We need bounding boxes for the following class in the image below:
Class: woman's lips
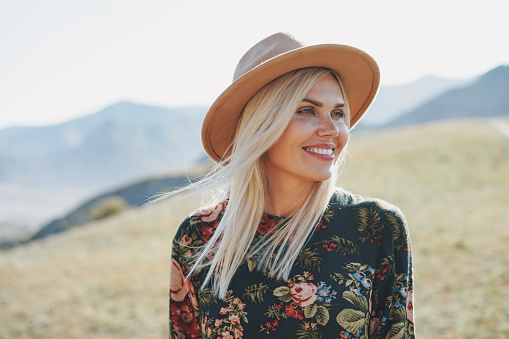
[303,147,333,156]
[302,144,335,160]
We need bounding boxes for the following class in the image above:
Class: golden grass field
[0,118,508,338]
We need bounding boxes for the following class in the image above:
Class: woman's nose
[317,115,340,137]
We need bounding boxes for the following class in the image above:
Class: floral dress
[170,189,415,339]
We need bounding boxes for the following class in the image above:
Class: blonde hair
[171,67,350,298]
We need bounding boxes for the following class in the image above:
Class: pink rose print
[232,297,246,309]
[221,331,234,339]
[194,201,227,222]
[170,259,190,302]
[229,314,241,325]
[290,282,317,307]
[170,259,198,308]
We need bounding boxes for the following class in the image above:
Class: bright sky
[1,0,508,129]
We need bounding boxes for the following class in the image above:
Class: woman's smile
[303,144,336,159]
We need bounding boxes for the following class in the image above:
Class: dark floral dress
[170,189,415,339]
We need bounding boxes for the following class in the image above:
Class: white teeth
[305,148,333,155]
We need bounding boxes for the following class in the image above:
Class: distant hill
[358,75,470,128]
[0,166,210,249]
[0,102,208,189]
[27,172,198,245]
[383,65,509,127]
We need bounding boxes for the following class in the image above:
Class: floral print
[257,214,277,235]
[170,259,191,302]
[316,282,337,303]
[170,189,415,338]
[171,298,200,338]
[290,281,318,307]
[269,272,330,326]
[200,291,248,338]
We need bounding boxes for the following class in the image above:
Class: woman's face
[264,74,349,187]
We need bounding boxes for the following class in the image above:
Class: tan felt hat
[201,32,380,163]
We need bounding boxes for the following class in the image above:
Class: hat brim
[201,44,380,163]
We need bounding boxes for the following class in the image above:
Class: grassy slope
[341,118,509,338]
[1,118,508,338]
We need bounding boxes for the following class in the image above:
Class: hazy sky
[1,0,507,129]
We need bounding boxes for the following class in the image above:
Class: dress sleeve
[371,207,415,339]
[169,217,201,339]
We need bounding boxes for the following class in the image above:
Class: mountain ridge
[0,102,208,188]
[359,75,471,127]
[383,65,509,127]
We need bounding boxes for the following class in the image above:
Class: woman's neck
[264,180,314,217]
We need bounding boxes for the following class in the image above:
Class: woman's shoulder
[331,187,406,220]
[172,200,229,244]
[330,188,411,252]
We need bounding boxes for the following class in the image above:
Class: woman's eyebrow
[302,98,346,108]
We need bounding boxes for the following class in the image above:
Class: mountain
[384,65,509,127]
[0,102,208,238]
[357,75,470,128]
[0,102,208,189]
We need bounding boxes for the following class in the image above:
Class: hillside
[26,164,211,246]
[0,118,508,338]
[385,65,509,127]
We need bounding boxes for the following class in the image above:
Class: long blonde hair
[171,67,350,298]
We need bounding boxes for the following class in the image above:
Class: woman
[169,33,414,338]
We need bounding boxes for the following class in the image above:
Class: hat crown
[233,33,304,81]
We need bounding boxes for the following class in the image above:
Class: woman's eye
[296,108,315,115]
[332,111,345,119]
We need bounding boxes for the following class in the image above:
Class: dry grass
[0,118,508,338]
[342,119,509,338]
[0,197,201,339]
